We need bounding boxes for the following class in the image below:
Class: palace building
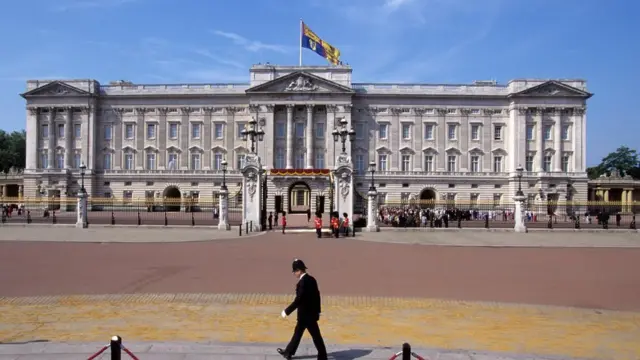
[21,64,591,214]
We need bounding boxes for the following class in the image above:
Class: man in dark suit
[277,259,327,360]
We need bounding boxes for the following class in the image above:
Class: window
[146,124,156,139]
[74,124,81,138]
[543,125,551,140]
[315,152,325,169]
[103,153,111,170]
[58,124,65,138]
[470,193,479,207]
[213,153,223,170]
[237,123,246,138]
[124,153,134,170]
[355,154,365,173]
[167,153,178,170]
[295,123,305,138]
[493,194,502,208]
[191,123,201,139]
[447,124,456,140]
[40,151,48,168]
[295,153,305,168]
[125,124,134,139]
[470,155,479,172]
[526,125,534,140]
[56,153,64,169]
[561,125,569,140]
[378,124,388,140]
[424,155,433,172]
[543,155,552,172]
[123,191,133,204]
[401,124,411,140]
[146,152,156,170]
[355,123,366,140]
[190,153,201,170]
[74,153,81,168]
[42,124,49,138]
[236,154,246,169]
[447,155,456,172]
[214,123,224,139]
[315,122,325,139]
[169,123,178,139]
[378,154,388,171]
[493,156,502,172]
[104,125,112,140]
[494,125,502,141]
[275,148,285,169]
[562,153,570,172]
[275,122,286,139]
[401,154,411,171]
[525,155,534,172]
[471,125,479,141]
[424,124,434,140]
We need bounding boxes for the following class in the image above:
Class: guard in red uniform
[314,213,323,238]
[342,212,350,237]
[330,214,340,238]
[282,211,287,234]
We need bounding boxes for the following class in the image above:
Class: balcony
[101,169,242,177]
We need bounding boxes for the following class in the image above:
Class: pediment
[512,81,592,98]
[188,145,204,152]
[122,145,137,152]
[234,145,249,152]
[544,147,556,154]
[398,146,415,154]
[376,146,392,153]
[102,146,115,153]
[144,145,159,152]
[468,147,484,154]
[211,145,227,153]
[166,145,182,153]
[422,146,439,154]
[445,146,461,154]
[246,71,354,94]
[491,147,507,154]
[21,81,91,98]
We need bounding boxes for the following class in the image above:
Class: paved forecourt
[1,229,639,359]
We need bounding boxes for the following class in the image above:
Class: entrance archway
[163,186,181,212]
[288,181,311,214]
[419,188,436,209]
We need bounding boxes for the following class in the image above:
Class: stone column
[65,107,73,168]
[306,104,314,169]
[48,108,56,168]
[135,108,145,169]
[334,159,354,225]
[1,185,5,198]
[218,187,230,230]
[553,111,562,172]
[603,189,610,202]
[76,192,88,228]
[536,108,544,172]
[629,189,635,213]
[513,194,527,233]
[286,104,294,169]
[18,185,24,199]
[241,153,262,232]
[366,189,379,232]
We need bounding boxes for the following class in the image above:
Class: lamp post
[218,159,230,230]
[220,159,228,191]
[241,117,265,154]
[513,164,526,233]
[331,117,355,154]
[369,161,376,192]
[79,162,87,194]
[515,165,524,197]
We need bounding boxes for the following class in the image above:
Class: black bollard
[111,211,115,225]
[110,335,122,360]
[250,220,253,231]
[164,211,168,226]
[191,212,195,226]
[484,216,489,229]
[631,215,636,230]
[458,217,462,228]
[430,217,434,228]
[245,222,249,234]
[402,343,411,360]
[239,224,242,236]
[137,211,141,226]
[574,215,580,229]
[547,217,553,229]
[52,211,57,224]
[27,210,32,224]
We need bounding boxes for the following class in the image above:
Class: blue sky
[1,0,638,166]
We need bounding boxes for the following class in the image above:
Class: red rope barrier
[122,345,140,360]
[86,345,109,360]
[388,350,427,360]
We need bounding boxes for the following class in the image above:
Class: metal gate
[261,171,268,231]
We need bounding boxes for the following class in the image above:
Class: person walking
[277,259,328,360]
[331,213,339,238]
[341,212,350,237]
[281,211,287,234]
[314,212,323,238]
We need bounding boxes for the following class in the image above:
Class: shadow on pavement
[294,349,373,359]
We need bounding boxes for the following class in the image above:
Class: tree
[586,165,605,180]
[591,146,640,179]
[0,130,26,173]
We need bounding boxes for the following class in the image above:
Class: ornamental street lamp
[241,117,265,154]
[331,117,356,154]
[368,161,376,192]
[515,164,524,197]
[79,162,87,194]
[220,159,228,191]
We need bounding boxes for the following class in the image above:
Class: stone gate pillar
[333,153,354,228]
[218,187,230,230]
[241,153,262,232]
[76,192,88,229]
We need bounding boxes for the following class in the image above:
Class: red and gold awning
[269,169,331,176]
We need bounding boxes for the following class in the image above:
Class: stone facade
[21,64,592,213]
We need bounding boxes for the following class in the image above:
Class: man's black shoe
[277,348,292,359]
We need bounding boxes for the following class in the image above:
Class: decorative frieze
[342,104,353,113]
[326,104,338,113]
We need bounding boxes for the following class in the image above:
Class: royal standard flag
[301,22,341,65]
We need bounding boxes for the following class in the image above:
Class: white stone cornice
[342,104,353,113]
[326,104,338,113]
[27,107,39,115]
[436,108,447,116]
[413,108,426,116]
[248,104,261,114]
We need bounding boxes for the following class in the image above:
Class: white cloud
[192,49,245,69]
[211,30,289,53]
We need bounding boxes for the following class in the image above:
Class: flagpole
[299,19,303,66]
